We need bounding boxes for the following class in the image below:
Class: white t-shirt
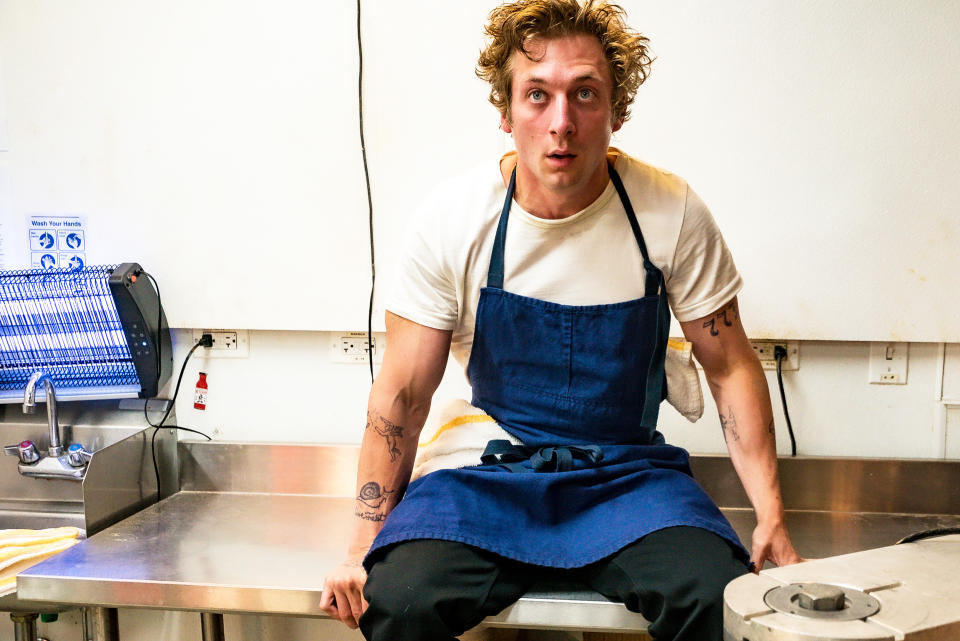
[386,150,742,369]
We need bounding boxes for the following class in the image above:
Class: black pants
[360,526,747,641]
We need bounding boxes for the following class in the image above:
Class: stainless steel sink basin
[0,400,178,615]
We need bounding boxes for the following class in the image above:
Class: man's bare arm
[319,311,452,627]
[680,296,801,570]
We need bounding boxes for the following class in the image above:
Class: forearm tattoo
[354,481,396,522]
[703,300,739,337]
[367,411,404,462]
[720,406,740,443]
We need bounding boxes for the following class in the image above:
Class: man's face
[502,34,623,205]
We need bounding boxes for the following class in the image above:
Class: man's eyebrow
[518,73,602,85]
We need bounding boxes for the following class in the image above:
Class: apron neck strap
[486,163,661,296]
[607,163,662,297]
[487,168,516,289]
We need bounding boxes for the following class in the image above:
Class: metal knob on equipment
[67,444,94,468]
[797,583,845,611]
[763,582,879,621]
[3,440,40,465]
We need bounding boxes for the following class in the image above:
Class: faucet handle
[4,440,40,464]
[67,443,93,468]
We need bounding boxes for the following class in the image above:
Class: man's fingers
[333,587,358,629]
[318,586,336,617]
[750,549,769,573]
[345,585,365,627]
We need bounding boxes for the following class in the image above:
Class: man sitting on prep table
[320,1,802,639]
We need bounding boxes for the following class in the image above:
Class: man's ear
[612,116,624,133]
[500,113,513,134]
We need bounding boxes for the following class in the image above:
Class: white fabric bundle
[665,338,704,422]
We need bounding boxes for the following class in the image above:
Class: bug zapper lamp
[0,263,172,403]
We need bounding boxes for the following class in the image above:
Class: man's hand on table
[320,555,369,629]
[750,519,803,572]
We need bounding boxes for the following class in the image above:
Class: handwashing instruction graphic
[28,215,87,270]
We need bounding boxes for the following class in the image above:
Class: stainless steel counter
[18,494,960,631]
[14,444,960,633]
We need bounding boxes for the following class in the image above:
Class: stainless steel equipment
[0,400,177,617]
[0,262,178,628]
[724,533,960,640]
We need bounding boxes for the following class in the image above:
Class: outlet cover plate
[191,329,249,358]
[751,341,799,371]
[869,342,908,384]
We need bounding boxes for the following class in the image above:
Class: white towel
[411,399,520,482]
[665,338,704,422]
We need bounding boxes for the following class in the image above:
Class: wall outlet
[868,342,908,384]
[192,329,249,358]
[750,341,799,371]
[331,332,384,364]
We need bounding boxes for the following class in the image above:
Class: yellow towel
[0,527,82,597]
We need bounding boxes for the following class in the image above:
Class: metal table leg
[84,606,119,641]
[9,612,37,641]
[200,612,225,641]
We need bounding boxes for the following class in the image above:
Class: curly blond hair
[477,0,653,124]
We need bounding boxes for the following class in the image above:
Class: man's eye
[529,90,544,101]
[578,88,594,100]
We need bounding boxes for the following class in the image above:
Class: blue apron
[366,164,748,570]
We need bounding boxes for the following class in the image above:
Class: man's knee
[360,539,527,641]
[361,541,456,640]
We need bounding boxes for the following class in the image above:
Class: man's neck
[501,156,613,220]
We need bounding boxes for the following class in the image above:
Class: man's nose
[549,96,575,137]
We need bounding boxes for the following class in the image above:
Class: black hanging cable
[774,345,797,456]
[143,340,211,502]
[357,0,376,383]
[897,527,960,544]
[135,270,213,501]
[138,270,213,501]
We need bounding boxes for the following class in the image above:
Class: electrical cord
[357,0,376,383]
[774,345,797,456]
[138,271,212,500]
[896,527,960,544]
[143,336,212,503]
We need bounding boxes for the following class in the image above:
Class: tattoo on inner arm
[702,300,739,337]
[354,481,397,522]
[367,411,405,462]
[720,406,740,442]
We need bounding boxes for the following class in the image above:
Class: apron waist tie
[480,439,603,473]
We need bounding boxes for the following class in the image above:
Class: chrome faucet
[23,371,64,457]
[3,372,90,480]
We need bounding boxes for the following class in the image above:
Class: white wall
[166,329,960,460]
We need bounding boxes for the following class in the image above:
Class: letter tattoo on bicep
[719,406,740,443]
[367,412,404,462]
[702,301,739,337]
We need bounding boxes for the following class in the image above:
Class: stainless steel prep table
[15,443,960,634]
